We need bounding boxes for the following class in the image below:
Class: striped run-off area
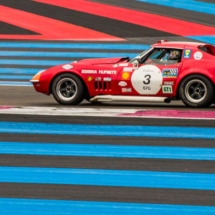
[1,0,215,214]
[0,41,147,85]
[0,115,215,214]
[0,38,214,86]
[0,0,215,85]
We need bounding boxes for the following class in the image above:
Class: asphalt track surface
[1,0,215,214]
[0,85,185,107]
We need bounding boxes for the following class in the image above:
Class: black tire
[52,73,84,105]
[179,75,214,108]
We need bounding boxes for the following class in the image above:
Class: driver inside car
[159,50,181,63]
[168,50,181,61]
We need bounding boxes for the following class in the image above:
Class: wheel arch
[175,72,215,99]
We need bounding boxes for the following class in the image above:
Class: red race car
[30,40,215,108]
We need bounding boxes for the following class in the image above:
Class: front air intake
[94,78,112,91]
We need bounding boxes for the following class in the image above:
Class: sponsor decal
[141,68,155,73]
[122,88,132,93]
[122,72,130,80]
[95,77,102,81]
[194,51,203,60]
[163,81,174,85]
[62,64,73,70]
[98,70,117,75]
[183,49,192,59]
[123,67,133,72]
[103,77,112,81]
[81,70,97,74]
[87,76,93,82]
[118,81,127,87]
[162,85,173,94]
[162,68,178,78]
[131,65,162,95]
[119,63,129,67]
[143,86,151,90]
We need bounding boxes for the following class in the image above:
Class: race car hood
[78,57,129,65]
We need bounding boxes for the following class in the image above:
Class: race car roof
[152,41,206,49]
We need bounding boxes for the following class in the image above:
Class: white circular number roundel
[131,65,162,95]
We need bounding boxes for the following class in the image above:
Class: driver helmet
[168,50,180,60]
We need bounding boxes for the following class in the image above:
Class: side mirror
[133,59,140,68]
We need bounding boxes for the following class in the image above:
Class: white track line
[0,106,136,116]
[0,106,215,120]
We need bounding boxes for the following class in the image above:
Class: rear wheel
[179,75,214,108]
[52,73,84,105]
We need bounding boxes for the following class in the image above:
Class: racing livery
[31,40,215,108]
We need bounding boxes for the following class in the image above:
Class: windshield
[129,47,153,63]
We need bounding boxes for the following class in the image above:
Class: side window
[142,48,182,65]
[198,45,215,56]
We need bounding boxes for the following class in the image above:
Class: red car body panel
[31,41,215,99]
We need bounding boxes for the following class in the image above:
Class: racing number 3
[131,65,162,95]
[143,74,151,85]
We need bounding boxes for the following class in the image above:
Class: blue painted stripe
[0,75,31,80]
[1,142,215,160]
[0,167,215,190]
[0,82,32,86]
[0,198,215,215]
[187,36,215,45]
[0,42,150,50]
[138,0,215,15]
[0,68,44,75]
[0,59,69,66]
[0,54,136,65]
[0,122,215,139]
[0,51,136,58]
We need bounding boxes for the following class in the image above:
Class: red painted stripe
[35,0,215,36]
[0,106,13,110]
[0,5,123,40]
[0,35,45,40]
[119,110,215,119]
[0,35,124,41]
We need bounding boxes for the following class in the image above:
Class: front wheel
[52,73,84,105]
[179,75,214,108]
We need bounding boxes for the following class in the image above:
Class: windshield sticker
[194,51,203,60]
[103,77,112,81]
[118,63,129,67]
[82,70,97,74]
[95,77,101,81]
[87,76,93,82]
[122,88,132,93]
[123,67,133,72]
[122,72,130,80]
[162,68,178,78]
[183,49,192,58]
[163,81,174,85]
[118,81,127,87]
[62,64,73,70]
[98,70,117,75]
[162,85,173,94]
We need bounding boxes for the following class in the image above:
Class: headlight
[30,70,45,83]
